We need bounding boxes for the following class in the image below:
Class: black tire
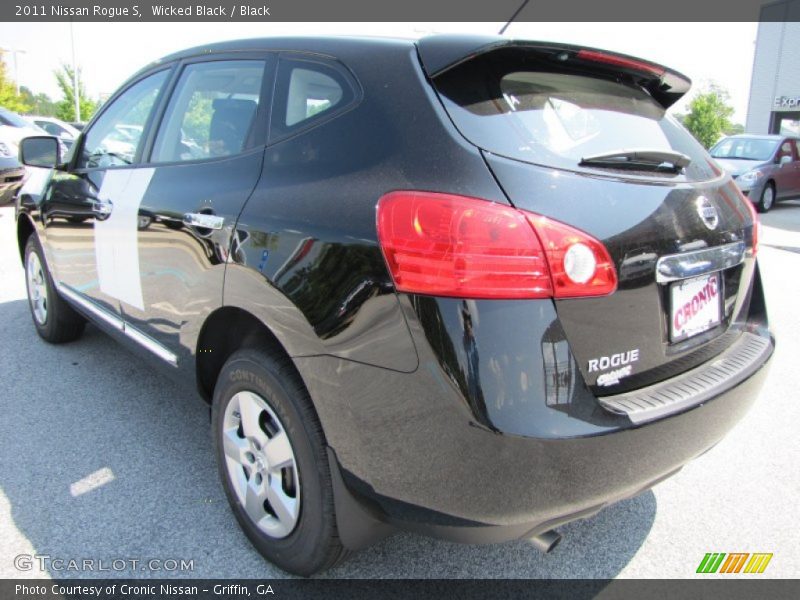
[757,182,775,213]
[211,347,349,576]
[24,235,86,343]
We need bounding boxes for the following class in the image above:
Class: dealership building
[746,1,800,135]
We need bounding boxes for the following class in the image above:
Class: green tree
[54,64,97,122]
[683,84,735,149]
[19,86,58,116]
[0,51,30,112]
[726,122,745,135]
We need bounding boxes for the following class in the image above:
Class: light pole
[70,20,80,122]
[0,47,26,95]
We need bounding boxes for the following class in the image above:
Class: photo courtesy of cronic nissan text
[0,0,797,598]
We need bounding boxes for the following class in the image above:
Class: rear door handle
[183,212,224,230]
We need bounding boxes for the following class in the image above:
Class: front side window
[77,70,168,169]
[151,60,265,163]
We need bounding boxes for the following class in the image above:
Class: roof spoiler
[416,34,691,109]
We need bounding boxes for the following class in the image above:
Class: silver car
[710,134,800,212]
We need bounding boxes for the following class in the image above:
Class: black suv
[15,35,772,575]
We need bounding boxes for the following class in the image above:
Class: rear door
[425,43,759,395]
[118,54,274,368]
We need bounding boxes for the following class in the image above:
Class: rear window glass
[434,58,717,182]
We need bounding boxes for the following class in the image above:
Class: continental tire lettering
[229,369,267,390]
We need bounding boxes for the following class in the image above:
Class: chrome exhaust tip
[530,529,562,553]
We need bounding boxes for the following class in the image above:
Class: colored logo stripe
[697,553,726,573]
[744,553,773,574]
[697,552,773,574]
[719,553,749,573]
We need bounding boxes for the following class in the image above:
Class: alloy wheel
[26,251,48,325]
[222,391,301,539]
[762,186,774,211]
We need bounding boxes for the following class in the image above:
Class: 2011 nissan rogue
[15,35,773,575]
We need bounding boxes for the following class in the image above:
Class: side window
[271,57,357,140]
[791,140,800,162]
[777,141,794,162]
[286,68,343,126]
[77,70,168,169]
[37,122,62,137]
[151,60,265,163]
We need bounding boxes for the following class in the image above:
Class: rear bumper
[296,266,773,546]
[298,326,772,546]
[400,343,771,543]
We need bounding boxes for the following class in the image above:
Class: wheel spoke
[222,427,248,464]
[266,476,298,528]
[238,392,269,448]
[264,430,293,470]
[244,473,268,521]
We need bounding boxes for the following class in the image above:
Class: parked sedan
[0,107,47,154]
[25,116,81,150]
[711,134,800,212]
[0,143,25,204]
[15,35,772,576]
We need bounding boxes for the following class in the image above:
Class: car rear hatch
[418,37,760,396]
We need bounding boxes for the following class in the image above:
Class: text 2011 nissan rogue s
[14,35,772,575]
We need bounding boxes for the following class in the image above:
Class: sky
[0,21,759,123]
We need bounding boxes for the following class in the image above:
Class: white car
[0,107,47,155]
[25,115,81,150]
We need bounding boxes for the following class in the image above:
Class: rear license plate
[670,272,722,342]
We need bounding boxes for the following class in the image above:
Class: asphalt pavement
[0,201,798,579]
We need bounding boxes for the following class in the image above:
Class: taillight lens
[376,191,617,299]
[376,191,552,299]
[525,214,618,298]
[740,192,760,256]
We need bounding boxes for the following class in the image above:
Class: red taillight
[741,192,760,256]
[525,214,618,298]
[731,185,759,256]
[376,191,617,300]
[576,49,665,78]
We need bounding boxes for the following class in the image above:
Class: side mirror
[19,136,60,168]
[779,154,792,166]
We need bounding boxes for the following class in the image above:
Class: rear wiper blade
[580,149,691,171]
